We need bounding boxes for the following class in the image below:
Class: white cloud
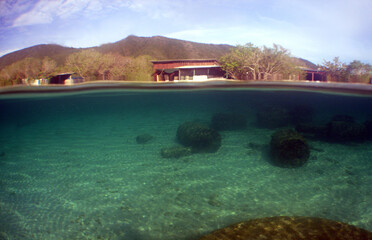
[85,1,103,12]
[0,0,33,16]
[127,0,185,19]
[55,0,88,18]
[280,0,371,37]
[13,8,54,26]
[165,24,340,64]
[0,0,35,27]
[2,0,371,64]
[11,0,132,27]
[13,0,65,27]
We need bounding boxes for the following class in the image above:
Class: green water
[0,88,371,239]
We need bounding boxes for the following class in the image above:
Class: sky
[0,0,371,65]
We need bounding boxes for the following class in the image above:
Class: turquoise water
[0,87,371,239]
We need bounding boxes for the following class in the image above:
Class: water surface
[0,84,371,239]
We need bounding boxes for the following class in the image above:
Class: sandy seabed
[0,88,371,240]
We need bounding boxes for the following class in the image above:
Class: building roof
[178,65,221,69]
[151,59,217,64]
[154,65,221,72]
[52,72,75,76]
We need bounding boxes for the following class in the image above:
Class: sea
[0,82,371,240]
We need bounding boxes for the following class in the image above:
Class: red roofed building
[151,59,226,81]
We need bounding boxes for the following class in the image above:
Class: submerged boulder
[365,120,372,140]
[256,106,291,128]
[326,115,366,142]
[177,121,221,153]
[211,113,247,131]
[270,128,310,168]
[136,134,153,144]
[199,216,372,240]
[296,115,367,143]
[160,146,192,158]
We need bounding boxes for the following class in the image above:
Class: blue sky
[1,0,371,65]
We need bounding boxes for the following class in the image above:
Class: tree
[95,53,115,80]
[64,50,145,81]
[65,49,103,80]
[18,57,41,81]
[97,53,134,80]
[219,43,298,80]
[219,43,260,80]
[317,58,372,83]
[106,53,132,80]
[0,57,42,85]
[40,56,57,79]
[260,44,297,80]
[321,57,348,82]
[346,60,372,83]
[125,55,153,81]
[0,68,12,86]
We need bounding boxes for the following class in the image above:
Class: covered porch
[152,59,226,82]
[153,65,226,81]
[304,69,327,81]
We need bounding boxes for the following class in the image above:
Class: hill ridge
[0,35,316,70]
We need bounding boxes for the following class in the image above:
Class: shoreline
[0,80,372,97]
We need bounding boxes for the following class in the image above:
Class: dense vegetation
[219,43,302,80]
[219,43,372,83]
[96,35,231,60]
[0,35,232,86]
[0,50,154,85]
[0,36,371,85]
[65,50,153,81]
[321,57,372,83]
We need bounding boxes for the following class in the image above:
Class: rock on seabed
[200,216,372,240]
[176,121,221,153]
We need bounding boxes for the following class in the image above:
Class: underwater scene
[0,87,371,239]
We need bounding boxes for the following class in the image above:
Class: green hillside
[0,36,233,70]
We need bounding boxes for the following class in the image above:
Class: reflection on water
[0,87,371,239]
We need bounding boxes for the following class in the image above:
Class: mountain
[0,44,79,69]
[291,57,317,69]
[0,35,232,70]
[95,35,233,60]
[0,35,316,70]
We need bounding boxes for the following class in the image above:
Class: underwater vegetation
[160,112,247,158]
[154,102,372,174]
[160,114,246,158]
[365,120,372,139]
[269,129,310,168]
[159,121,222,159]
[136,134,154,144]
[199,216,372,240]
[156,105,372,171]
[327,115,366,142]
[160,146,192,158]
[296,115,370,143]
[1,89,371,239]
[256,105,313,129]
[157,109,314,168]
[176,121,221,153]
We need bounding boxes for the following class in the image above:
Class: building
[152,59,226,82]
[22,78,48,85]
[301,68,327,81]
[49,73,83,85]
[152,59,328,82]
